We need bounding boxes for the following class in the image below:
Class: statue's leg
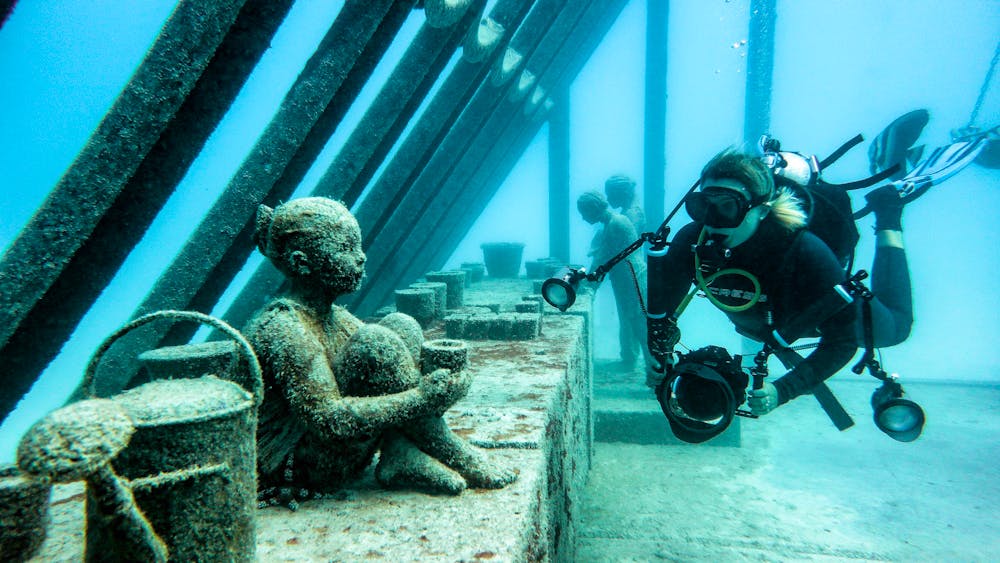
[400,416,517,489]
[376,430,466,495]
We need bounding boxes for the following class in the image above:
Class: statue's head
[576,190,609,225]
[253,197,366,296]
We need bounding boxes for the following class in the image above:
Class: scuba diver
[542,110,990,442]
[647,110,990,436]
[651,148,901,414]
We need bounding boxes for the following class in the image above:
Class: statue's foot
[376,433,466,495]
[402,416,519,489]
[449,450,519,490]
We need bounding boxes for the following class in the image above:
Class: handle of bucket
[82,310,264,406]
[129,462,231,492]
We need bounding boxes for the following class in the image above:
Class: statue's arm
[255,310,465,441]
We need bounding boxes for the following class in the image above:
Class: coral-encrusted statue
[245,197,515,505]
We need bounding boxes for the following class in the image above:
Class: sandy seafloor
[578,361,1000,562]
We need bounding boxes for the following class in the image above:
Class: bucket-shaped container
[410,281,447,319]
[481,242,525,278]
[524,258,561,280]
[421,339,469,375]
[0,464,51,561]
[424,270,467,309]
[459,262,485,285]
[395,288,436,328]
[83,311,262,562]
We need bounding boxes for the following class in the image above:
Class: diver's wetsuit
[657,217,912,406]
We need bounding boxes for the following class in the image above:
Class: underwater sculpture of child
[244,197,516,502]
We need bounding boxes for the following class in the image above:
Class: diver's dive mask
[685,188,753,228]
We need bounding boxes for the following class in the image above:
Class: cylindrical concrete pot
[480,242,525,278]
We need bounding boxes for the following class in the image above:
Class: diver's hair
[577,190,609,212]
[700,147,775,203]
[764,187,808,230]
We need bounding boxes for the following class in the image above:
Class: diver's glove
[645,354,673,389]
[748,382,779,416]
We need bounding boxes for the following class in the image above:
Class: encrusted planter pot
[424,270,467,309]
[460,262,485,285]
[481,242,525,278]
[395,288,436,328]
[410,281,448,319]
[421,339,469,375]
[524,258,562,280]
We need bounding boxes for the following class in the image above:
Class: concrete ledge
[30,279,592,561]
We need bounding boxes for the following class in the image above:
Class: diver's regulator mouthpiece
[693,232,731,273]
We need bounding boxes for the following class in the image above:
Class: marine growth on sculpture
[244,197,516,503]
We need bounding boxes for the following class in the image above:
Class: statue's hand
[418,367,472,414]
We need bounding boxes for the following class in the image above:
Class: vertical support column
[743,0,776,144]
[548,89,570,262]
[742,0,777,362]
[643,0,668,226]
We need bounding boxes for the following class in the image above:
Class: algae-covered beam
[347,0,553,251]
[0,0,250,421]
[313,0,489,209]
[214,0,519,337]
[82,0,411,399]
[743,0,776,143]
[0,0,246,349]
[0,0,293,422]
[418,0,630,281]
[347,0,569,314]
[353,0,604,315]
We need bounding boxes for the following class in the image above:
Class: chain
[969,40,1000,127]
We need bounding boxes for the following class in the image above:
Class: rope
[969,40,1000,127]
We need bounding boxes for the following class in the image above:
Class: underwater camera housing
[656,345,750,443]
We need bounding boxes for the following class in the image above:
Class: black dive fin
[868,109,930,179]
[853,137,987,219]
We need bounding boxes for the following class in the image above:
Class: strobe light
[541,267,587,312]
[871,377,925,442]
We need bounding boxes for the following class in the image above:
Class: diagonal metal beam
[214,0,510,335]
[352,0,617,315]
[347,0,569,314]
[352,0,564,252]
[80,0,414,399]
[0,0,251,422]
[383,0,630,301]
